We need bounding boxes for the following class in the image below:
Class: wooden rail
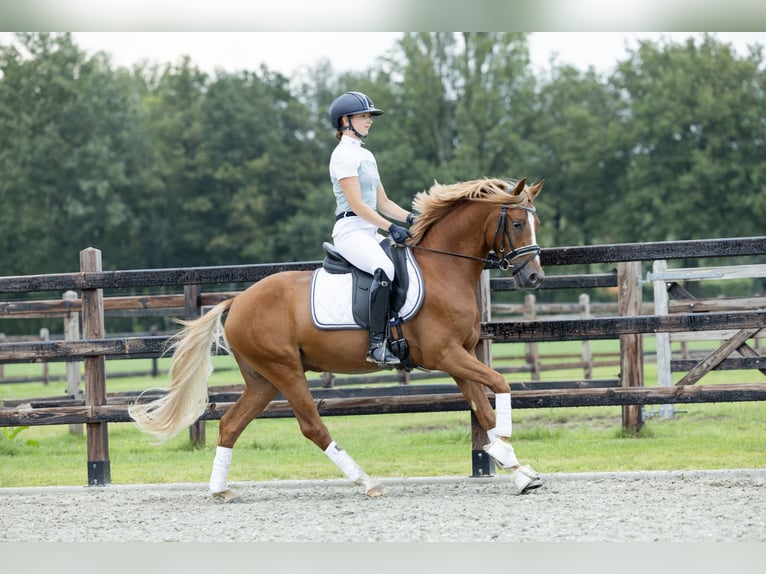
[3,383,765,427]
[2,311,764,362]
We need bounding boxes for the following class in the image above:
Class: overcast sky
[1,32,764,78]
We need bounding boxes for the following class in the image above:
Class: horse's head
[409,176,545,289]
[487,178,545,289]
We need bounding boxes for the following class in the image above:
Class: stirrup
[367,344,401,367]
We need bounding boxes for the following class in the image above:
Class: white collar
[341,135,363,147]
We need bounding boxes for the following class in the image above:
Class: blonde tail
[128,299,234,442]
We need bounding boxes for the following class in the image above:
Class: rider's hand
[388,223,412,244]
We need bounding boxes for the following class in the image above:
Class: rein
[407,204,540,274]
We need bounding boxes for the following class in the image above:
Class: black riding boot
[367,268,400,366]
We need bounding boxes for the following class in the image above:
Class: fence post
[652,260,675,418]
[80,247,111,486]
[63,290,83,435]
[39,328,50,385]
[0,333,4,381]
[184,284,206,447]
[149,325,159,377]
[579,293,593,379]
[321,371,335,388]
[618,261,644,433]
[471,270,494,477]
[524,293,540,380]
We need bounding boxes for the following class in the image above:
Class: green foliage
[0,32,764,276]
[1,426,40,454]
[609,34,766,242]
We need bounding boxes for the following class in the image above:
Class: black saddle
[321,240,410,329]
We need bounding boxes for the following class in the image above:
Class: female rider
[327,91,416,366]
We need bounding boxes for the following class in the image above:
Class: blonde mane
[408,178,530,244]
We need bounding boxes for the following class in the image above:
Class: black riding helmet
[328,91,384,137]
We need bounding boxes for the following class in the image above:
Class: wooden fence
[649,260,766,417]
[1,294,631,386]
[2,236,766,484]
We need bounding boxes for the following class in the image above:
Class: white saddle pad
[310,247,425,330]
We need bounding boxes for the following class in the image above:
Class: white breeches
[332,217,395,281]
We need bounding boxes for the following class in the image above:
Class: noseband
[408,204,541,275]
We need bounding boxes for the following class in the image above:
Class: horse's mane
[408,178,528,244]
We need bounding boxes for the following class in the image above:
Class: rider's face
[346,112,373,137]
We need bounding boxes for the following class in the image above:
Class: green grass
[1,340,765,487]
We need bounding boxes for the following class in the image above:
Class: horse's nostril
[528,272,545,289]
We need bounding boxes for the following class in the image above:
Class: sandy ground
[1,469,764,542]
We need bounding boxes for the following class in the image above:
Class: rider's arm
[375,183,412,223]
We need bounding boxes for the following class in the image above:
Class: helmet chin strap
[341,117,367,139]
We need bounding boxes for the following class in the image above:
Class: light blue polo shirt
[329,136,381,215]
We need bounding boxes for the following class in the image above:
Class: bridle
[407,204,541,274]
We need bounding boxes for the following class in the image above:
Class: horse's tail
[128,298,234,443]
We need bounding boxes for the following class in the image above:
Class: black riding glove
[406,213,418,225]
[388,223,411,244]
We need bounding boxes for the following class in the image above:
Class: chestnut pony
[129,177,545,500]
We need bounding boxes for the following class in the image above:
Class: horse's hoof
[356,474,385,498]
[510,465,543,495]
[212,488,241,503]
[365,483,386,498]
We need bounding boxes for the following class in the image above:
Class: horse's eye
[512,221,523,231]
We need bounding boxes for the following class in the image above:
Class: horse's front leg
[440,350,543,494]
[453,377,495,431]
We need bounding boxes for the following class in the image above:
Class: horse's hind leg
[261,363,385,498]
[209,351,279,502]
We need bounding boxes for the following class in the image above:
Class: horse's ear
[509,178,527,196]
[528,179,544,199]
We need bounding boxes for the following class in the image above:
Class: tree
[0,33,147,274]
[198,68,328,264]
[133,56,209,267]
[526,65,624,248]
[608,34,766,241]
[385,32,536,189]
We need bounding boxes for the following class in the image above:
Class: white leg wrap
[209,446,232,493]
[495,392,512,437]
[324,441,364,482]
[483,438,520,469]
